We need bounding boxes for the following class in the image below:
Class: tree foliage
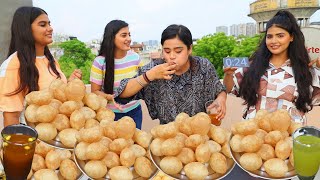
[193,33,236,78]
[231,34,263,58]
[193,33,262,77]
[58,39,95,84]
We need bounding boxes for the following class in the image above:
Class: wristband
[143,73,151,83]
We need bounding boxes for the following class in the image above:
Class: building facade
[216,26,228,35]
[230,24,238,36]
[246,23,257,36]
[229,23,257,37]
[0,0,33,64]
[248,0,320,32]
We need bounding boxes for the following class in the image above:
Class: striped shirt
[90,51,141,113]
[0,52,67,112]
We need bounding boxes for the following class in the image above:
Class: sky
[33,0,320,43]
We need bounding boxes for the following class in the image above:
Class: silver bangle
[136,77,145,87]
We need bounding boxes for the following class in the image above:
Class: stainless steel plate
[29,154,83,180]
[31,171,83,180]
[24,120,73,150]
[229,134,297,180]
[21,105,73,150]
[74,144,158,180]
[149,149,235,180]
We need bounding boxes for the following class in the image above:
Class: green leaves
[232,34,263,58]
[193,33,236,78]
[58,39,95,84]
[193,33,262,78]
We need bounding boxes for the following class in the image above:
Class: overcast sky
[33,0,320,43]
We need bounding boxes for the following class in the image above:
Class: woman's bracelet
[136,76,146,87]
[142,73,151,83]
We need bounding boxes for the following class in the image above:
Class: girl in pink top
[0,7,81,127]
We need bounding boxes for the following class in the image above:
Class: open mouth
[270,45,280,50]
[125,42,131,46]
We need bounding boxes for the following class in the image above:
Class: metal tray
[229,134,297,180]
[149,149,235,180]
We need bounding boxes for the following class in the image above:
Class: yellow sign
[250,0,278,13]
[287,0,318,7]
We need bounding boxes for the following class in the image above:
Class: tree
[231,34,263,58]
[58,39,95,84]
[193,33,263,77]
[193,33,236,77]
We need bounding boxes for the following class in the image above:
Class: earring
[160,52,163,59]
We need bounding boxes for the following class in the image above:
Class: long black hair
[239,10,312,113]
[98,20,128,94]
[161,24,193,49]
[7,6,61,95]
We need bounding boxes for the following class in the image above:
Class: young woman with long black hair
[90,20,144,129]
[223,10,320,122]
[0,7,81,127]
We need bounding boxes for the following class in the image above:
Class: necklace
[36,55,46,59]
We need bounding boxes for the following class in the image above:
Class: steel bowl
[229,134,297,180]
[74,143,158,180]
[23,118,73,150]
[149,149,235,180]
